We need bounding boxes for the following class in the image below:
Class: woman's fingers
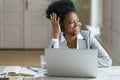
[50,14,52,20]
[51,13,60,25]
[50,13,54,20]
[54,13,57,22]
[57,17,60,23]
[50,13,58,22]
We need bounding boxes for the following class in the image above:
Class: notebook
[45,48,98,78]
[0,66,36,76]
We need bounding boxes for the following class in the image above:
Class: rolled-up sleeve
[49,38,59,48]
[89,32,112,68]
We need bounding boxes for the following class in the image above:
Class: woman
[46,0,112,68]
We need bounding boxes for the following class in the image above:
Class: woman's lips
[73,28,80,32]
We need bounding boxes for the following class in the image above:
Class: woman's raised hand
[50,13,61,39]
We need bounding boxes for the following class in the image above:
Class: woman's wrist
[53,33,60,39]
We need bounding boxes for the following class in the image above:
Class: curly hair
[46,0,75,32]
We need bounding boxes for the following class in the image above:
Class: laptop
[45,48,98,78]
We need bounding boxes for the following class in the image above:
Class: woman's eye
[69,21,74,24]
[68,19,80,24]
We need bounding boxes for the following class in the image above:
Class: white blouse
[49,30,112,68]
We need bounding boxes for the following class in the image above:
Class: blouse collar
[60,32,84,43]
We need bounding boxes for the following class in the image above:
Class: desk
[1,66,120,80]
[96,66,120,80]
[23,66,120,80]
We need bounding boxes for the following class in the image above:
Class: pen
[27,67,39,73]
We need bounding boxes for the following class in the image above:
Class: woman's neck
[64,34,77,48]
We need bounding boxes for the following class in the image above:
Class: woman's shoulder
[80,30,95,39]
[80,30,92,35]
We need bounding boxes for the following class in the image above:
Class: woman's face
[63,12,82,36]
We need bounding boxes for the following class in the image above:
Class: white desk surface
[1,66,120,80]
[24,66,120,80]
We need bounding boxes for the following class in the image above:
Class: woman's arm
[49,13,61,48]
[89,32,112,68]
[50,13,61,39]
